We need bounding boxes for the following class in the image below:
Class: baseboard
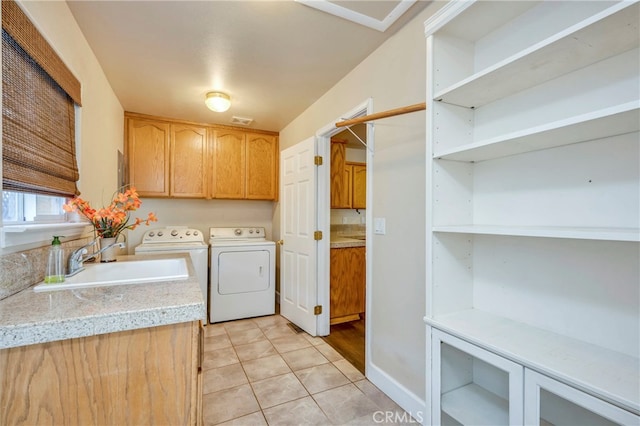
[366,362,427,425]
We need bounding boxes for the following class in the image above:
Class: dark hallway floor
[322,318,365,374]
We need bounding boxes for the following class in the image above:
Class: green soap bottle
[44,236,65,283]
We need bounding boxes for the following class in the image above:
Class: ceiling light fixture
[205,92,231,112]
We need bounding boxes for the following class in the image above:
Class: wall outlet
[374,218,386,235]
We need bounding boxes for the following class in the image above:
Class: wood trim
[335,102,426,128]
[330,314,361,325]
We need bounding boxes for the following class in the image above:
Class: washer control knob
[186,231,191,236]
[157,231,164,237]
[255,229,261,235]
[171,229,179,237]
[234,228,242,236]
[149,232,155,237]
[249,229,254,234]
[193,231,199,236]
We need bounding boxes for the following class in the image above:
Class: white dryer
[209,227,275,323]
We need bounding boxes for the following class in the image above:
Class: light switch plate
[374,218,386,235]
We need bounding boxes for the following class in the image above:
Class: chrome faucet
[67,239,126,277]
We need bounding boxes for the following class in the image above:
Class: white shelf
[426,309,640,415]
[433,225,640,242]
[433,2,639,108]
[424,1,538,40]
[434,102,640,162]
[442,383,509,426]
[426,1,639,423]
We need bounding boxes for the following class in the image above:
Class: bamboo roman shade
[2,0,82,197]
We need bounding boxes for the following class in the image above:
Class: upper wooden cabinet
[211,129,246,199]
[171,124,208,198]
[125,113,278,200]
[127,118,170,197]
[246,133,278,200]
[350,162,366,209]
[330,139,350,208]
[210,130,278,200]
[331,139,367,209]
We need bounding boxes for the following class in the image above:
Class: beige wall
[278,2,444,406]
[16,1,124,209]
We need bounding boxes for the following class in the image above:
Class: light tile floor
[202,314,415,425]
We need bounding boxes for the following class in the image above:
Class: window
[2,191,66,223]
[1,0,84,248]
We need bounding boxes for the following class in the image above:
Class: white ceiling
[66,0,431,132]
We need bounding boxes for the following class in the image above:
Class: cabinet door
[330,140,350,208]
[524,369,638,426]
[432,329,524,426]
[0,322,200,425]
[170,124,208,198]
[351,164,366,209]
[211,129,246,199]
[330,247,365,324]
[246,133,278,200]
[127,118,170,197]
[343,165,353,208]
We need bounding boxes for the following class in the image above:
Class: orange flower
[63,186,157,238]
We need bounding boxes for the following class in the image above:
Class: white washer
[209,227,275,323]
[135,226,209,322]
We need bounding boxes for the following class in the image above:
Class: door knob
[276,240,284,246]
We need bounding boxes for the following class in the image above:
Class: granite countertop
[0,253,205,350]
[330,233,366,248]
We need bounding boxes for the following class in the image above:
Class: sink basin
[33,257,189,292]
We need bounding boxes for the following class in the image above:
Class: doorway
[317,101,372,375]
[322,124,367,373]
[278,100,372,374]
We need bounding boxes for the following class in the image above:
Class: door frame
[315,98,373,364]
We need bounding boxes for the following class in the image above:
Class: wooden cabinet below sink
[330,246,365,325]
[0,321,202,425]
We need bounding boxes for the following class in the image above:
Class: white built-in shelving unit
[424,1,639,425]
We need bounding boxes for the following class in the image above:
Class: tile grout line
[207,315,378,425]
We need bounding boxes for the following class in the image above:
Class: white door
[280,137,318,335]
